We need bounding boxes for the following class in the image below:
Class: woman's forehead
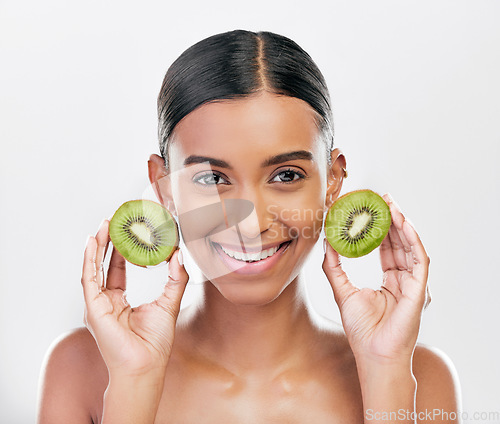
[169,92,323,167]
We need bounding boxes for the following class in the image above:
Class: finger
[402,220,430,285]
[384,195,414,271]
[382,266,405,299]
[152,249,189,319]
[95,219,110,289]
[383,194,404,231]
[379,231,397,272]
[106,245,127,291]
[322,238,358,309]
[424,285,432,310]
[388,223,411,271]
[388,195,430,285]
[81,236,100,306]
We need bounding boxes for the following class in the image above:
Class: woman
[37,29,461,423]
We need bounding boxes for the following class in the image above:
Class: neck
[182,273,326,378]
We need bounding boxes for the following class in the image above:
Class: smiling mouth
[211,240,292,263]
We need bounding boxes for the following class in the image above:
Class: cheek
[171,173,226,242]
[270,188,325,243]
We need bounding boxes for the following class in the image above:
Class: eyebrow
[183,150,313,169]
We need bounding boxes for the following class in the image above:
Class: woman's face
[163,91,342,305]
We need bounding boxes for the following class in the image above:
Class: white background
[1,0,499,422]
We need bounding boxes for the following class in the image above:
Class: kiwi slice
[109,200,179,267]
[325,190,391,258]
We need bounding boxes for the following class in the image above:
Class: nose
[230,190,275,241]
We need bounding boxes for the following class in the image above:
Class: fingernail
[177,248,184,266]
[386,193,402,211]
[323,238,327,253]
[85,235,92,248]
[99,218,106,229]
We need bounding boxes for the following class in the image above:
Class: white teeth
[219,243,281,262]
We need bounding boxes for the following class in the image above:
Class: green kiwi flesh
[109,200,179,267]
[325,190,391,258]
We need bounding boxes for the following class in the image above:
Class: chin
[209,276,292,306]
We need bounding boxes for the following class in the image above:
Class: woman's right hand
[81,219,189,378]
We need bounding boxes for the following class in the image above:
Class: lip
[211,240,292,275]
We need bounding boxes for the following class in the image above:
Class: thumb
[155,248,189,318]
[322,238,358,309]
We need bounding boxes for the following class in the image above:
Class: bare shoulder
[42,326,107,380]
[38,326,108,424]
[48,326,101,358]
[413,343,462,414]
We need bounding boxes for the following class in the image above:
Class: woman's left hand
[322,193,431,366]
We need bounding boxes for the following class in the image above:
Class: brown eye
[271,168,306,184]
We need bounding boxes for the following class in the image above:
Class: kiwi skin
[109,200,179,268]
[324,189,391,258]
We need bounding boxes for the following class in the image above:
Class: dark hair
[157,29,334,169]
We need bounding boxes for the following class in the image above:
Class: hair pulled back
[157,29,334,169]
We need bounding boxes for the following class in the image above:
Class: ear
[325,148,347,211]
[148,154,177,216]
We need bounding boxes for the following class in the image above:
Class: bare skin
[37,91,461,423]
